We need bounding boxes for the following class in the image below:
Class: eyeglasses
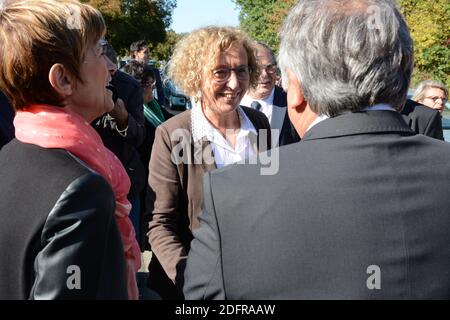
[212,66,250,83]
[142,81,156,88]
[424,96,448,104]
[259,63,278,75]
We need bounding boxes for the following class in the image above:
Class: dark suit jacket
[0,140,127,299]
[401,99,444,140]
[93,70,146,200]
[185,110,450,299]
[272,86,300,146]
[0,92,15,149]
[147,107,271,299]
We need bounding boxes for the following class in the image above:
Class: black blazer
[93,70,146,200]
[272,86,300,146]
[0,140,127,299]
[185,110,450,299]
[401,99,444,140]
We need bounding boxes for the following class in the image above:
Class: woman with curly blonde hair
[146,26,271,299]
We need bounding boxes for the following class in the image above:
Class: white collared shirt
[191,99,257,168]
[241,88,275,122]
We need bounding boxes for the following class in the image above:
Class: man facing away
[241,42,299,147]
[184,0,450,299]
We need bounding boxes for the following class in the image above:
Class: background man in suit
[241,42,299,147]
[184,0,450,299]
[401,99,444,140]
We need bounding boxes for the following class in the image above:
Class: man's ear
[48,64,74,98]
[285,69,317,138]
[286,69,306,113]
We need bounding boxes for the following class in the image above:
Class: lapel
[269,106,285,147]
[198,139,217,173]
[187,111,217,175]
[191,137,216,172]
[241,106,269,152]
[270,105,286,130]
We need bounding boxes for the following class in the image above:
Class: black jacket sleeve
[183,172,226,300]
[30,173,128,300]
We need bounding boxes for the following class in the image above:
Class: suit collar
[302,110,415,141]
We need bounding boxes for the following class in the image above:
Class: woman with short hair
[0,0,140,299]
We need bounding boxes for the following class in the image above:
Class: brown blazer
[147,106,271,291]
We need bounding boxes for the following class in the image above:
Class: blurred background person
[0,0,134,299]
[129,40,165,107]
[146,26,271,299]
[0,91,15,150]
[241,42,299,147]
[94,42,146,251]
[412,80,448,114]
[122,60,172,250]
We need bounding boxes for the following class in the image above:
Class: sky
[170,0,240,34]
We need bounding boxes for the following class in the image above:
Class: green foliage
[149,30,185,64]
[82,0,176,56]
[232,0,296,52]
[400,0,450,87]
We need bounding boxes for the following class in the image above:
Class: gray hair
[412,80,448,103]
[256,41,276,64]
[278,0,414,116]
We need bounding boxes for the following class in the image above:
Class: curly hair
[167,26,259,97]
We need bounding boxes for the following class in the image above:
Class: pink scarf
[14,105,140,300]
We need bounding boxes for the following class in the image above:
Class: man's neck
[247,87,275,102]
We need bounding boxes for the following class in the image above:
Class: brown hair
[0,0,106,110]
[167,26,260,97]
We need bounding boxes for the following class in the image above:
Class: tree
[82,0,177,55]
[149,30,185,65]
[232,0,296,52]
[400,0,450,87]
